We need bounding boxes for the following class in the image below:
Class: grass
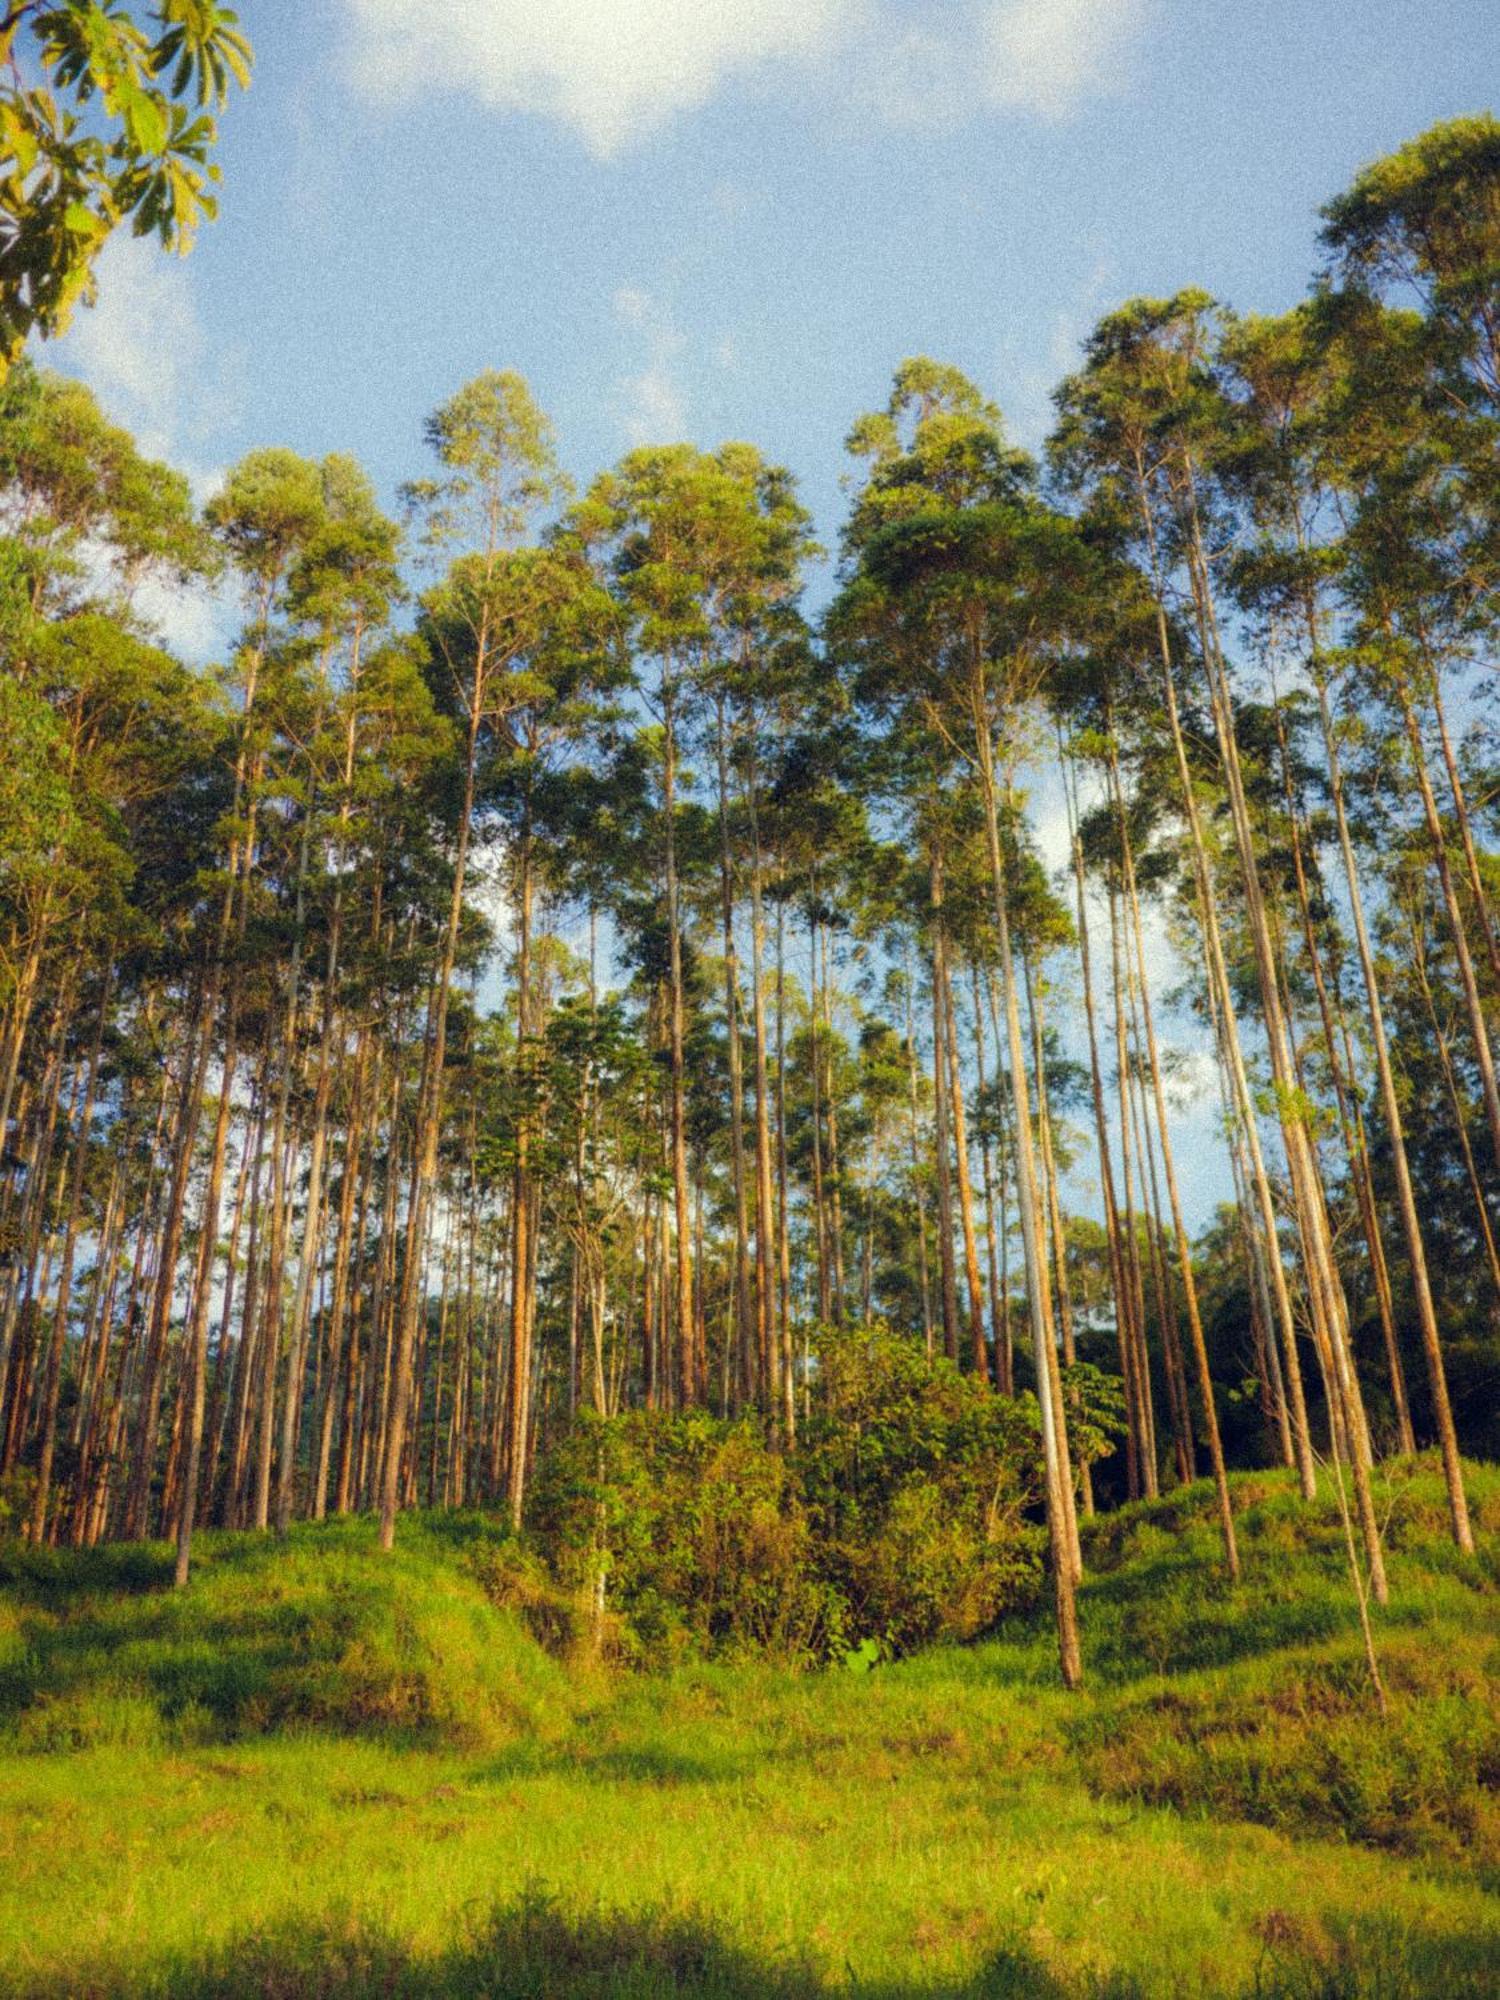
[0,1458,1496,1996]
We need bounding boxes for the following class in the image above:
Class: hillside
[1,1460,1496,1998]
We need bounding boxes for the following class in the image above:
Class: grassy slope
[0,1459,1496,1998]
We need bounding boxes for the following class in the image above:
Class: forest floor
[0,1459,1497,1998]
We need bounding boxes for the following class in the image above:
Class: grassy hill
[1,1458,1496,1997]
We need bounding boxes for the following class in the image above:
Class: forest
[0,8,1498,1991]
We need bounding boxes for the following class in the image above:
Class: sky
[48,0,1499,1226]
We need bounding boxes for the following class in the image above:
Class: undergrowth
[0,1456,1495,1996]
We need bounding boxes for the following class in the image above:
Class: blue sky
[56,1,1496,566]
[49,0,1497,1225]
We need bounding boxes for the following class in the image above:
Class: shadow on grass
[0,1584,378,1737]
[0,1513,534,1747]
[1075,1555,1351,1687]
[475,1739,752,1787]
[12,1896,1500,2000]
[0,1537,174,1607]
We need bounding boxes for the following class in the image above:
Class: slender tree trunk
[1408,903,1500,1304]
[1114,746,1238,1574]
[1181,491,1381,1591]
[380,700,480,1549]
[28,979,109,1543]
[504,824,537,1528]
[1131,459,1318,1499]
[660,689,697,1409]
[970,959,1007,1392]
[746,778,781,1409]
[928,852,964,1368]
[905,953,937,1360]
[1108,875,1158,1497]
[973,690,1081,1688]
[1283,680,1421,1460]
[774,895,796,1444]
[713,698,755,1399]
[940,938,987,1372]
[1062,750,1139,1494]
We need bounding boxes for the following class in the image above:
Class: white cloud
[60,236,225,487]
[132,571,232,661]
[341,1,1147,152]
[54,236,237,659]
[998,250,1116,451]
[983,0,1144,120]
[343,0,860,156]
[61,252,187,461]
[613,285,654,330]
[612,286,689,444]
[850,16,968,128]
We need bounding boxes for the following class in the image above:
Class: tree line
[0,116,1496,1685]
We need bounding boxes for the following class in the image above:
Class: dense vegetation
[1,105,1498,1697]
[1,1460,1496,1995]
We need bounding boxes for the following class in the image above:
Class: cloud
[612,286,689,443]
[343,0,860,156]
[998,250,1116,451]
[60,236,224,486]
[341,1,1147,152]
[982,0,1145,120]
[60,251,191,462]
[54,236,238,659]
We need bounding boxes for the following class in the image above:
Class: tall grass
[1,1460,1495,1997]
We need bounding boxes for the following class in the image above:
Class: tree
[834,358,1086,1685]
[0,2,252,366]
[382,370,571,1549]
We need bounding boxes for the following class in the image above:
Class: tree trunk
[973,691,1081,1688]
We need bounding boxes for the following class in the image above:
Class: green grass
[0,1459,1496,1996]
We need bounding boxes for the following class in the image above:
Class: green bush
[529,1410,843,1665]
[528,1327,1045,1663]
[801,1325,1045,1652]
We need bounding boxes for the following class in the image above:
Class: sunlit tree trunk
[927,861,962,1363]
[1114,750,1237,1570]
[941,944,988,1374]
[1062,750,1140,1494]
[972,684,1081,1688]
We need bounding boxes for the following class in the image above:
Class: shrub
[800,1325,1045,1651]
[525,1328,1046,1664]
[529,1410,842,1665]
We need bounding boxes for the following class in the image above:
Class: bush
[527,1327,1045,1664]
[529,1410,842,1666]
[801,1325,1045,1652]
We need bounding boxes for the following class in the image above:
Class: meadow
[1,1460,1496,1998]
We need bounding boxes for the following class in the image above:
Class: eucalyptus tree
[9,615,210,1545]
[1320,127,1500,1129]
[150,448,325,1568]
[469,548,622,1526]
[576,442,811,1416]
[0,362,206,1146]
[259,458,405,1543]
[1052,315,1327,1493]
[1312,290,1500,1189]
[1053,294,1396,1597]
[1321,114,1500,416]
[834,358,1084,1685]
[0,370,224,1549]
[1219,302,1473,1549]
[700,453,817,1413]
[378,371,570,1550]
